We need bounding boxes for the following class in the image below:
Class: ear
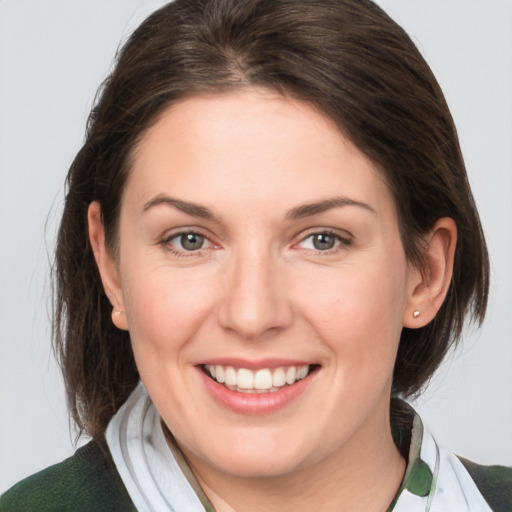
[403,217,457,328]
[88,201,128,331]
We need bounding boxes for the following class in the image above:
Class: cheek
[292,254,408,361]
[120,264,218,361]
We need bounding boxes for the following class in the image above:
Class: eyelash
[159,229,352,257]
[159,229,214,257]
[295,230,352,254]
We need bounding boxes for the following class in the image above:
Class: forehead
[125,89,395,220]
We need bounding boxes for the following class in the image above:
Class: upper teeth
[204,364,310,392]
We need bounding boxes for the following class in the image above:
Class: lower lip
[199,367,316,415]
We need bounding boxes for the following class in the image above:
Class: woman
[1,0,510,510]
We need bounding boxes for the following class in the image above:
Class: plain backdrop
[1,0,511,493]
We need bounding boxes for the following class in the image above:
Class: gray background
[1,0,511,493]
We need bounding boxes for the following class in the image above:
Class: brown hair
[54,0,489,438]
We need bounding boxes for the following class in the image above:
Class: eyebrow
[285,197,376,219]
[142,194,376,221]
[142,195,216,220]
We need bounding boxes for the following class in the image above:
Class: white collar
[106,383,210,511]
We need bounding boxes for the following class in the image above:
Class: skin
[89,89,456,512]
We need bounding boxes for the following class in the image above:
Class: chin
[181,424,325,481]
[207,450,311,480]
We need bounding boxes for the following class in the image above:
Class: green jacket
[0,438,136,512]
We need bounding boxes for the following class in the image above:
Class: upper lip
[196,358,317,370]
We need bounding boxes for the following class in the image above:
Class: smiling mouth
[202,364,318,394]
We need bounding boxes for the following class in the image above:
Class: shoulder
[457,456,512,512]
[0,438,136,512]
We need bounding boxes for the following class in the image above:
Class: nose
[217,247,293,340]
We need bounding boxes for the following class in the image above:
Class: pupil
[313,233,335,250]
[181,233,204,251]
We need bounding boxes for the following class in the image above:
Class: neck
[181,399,406,512]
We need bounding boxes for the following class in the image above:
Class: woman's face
[103,89,421,479]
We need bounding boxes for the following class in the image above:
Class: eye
[164,231,213,252]
[298,231,350,252]
[178,232,205,251]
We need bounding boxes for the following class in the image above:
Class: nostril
[216,266,294,339]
